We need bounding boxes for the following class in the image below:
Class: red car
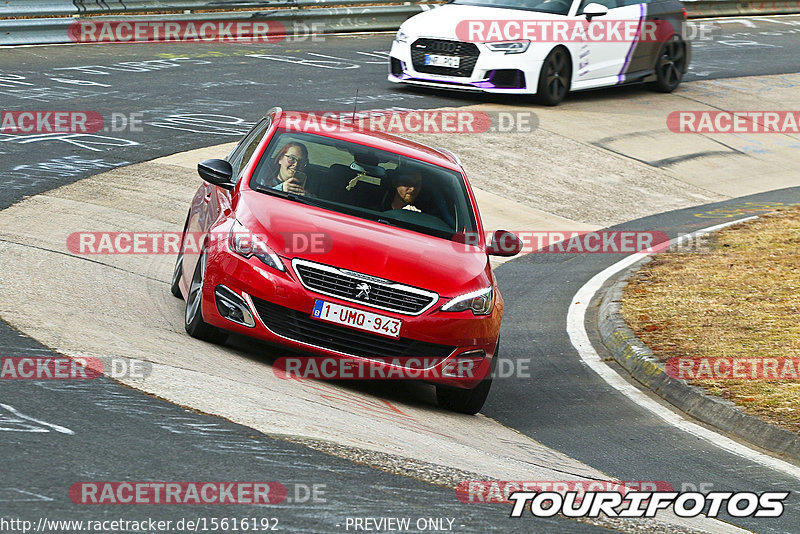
[171,107,521,414]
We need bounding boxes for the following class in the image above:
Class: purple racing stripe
[618,2,646,83]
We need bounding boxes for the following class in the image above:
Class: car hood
[401,4,569,39]
[238,192,491,297]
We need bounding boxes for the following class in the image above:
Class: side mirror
[583,2,609,20]
[486,230,523,257]
[198,159,234,190]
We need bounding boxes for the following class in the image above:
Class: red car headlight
[441,287,494,316]
[228,220,285,272]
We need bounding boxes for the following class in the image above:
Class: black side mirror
[486,230,523,257]
[198,159,234,190]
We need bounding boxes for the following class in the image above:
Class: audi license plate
[424,54,460,68]
[312,300,401,339]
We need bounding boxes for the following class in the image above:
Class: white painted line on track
[567,217,800,481]
[0,403,75,435]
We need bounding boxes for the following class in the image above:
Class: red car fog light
[441,350,486,378]
[215,285,256,328]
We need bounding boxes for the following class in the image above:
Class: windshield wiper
[253,186,326,207]
[376,215,454,240]
[376,217,421,232]
[286,192,330,209]
[377,218,401,227]
[252,185,282,197]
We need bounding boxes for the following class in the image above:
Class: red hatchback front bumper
[198,242,502,389]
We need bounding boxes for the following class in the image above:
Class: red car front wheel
[184,250,228,344]
[436,340,498,415]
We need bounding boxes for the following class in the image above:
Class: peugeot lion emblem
[356,283,371,301]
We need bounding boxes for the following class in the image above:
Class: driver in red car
[383,170,423,212]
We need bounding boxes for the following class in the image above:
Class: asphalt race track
[2,18,800,209]
[488,188,800,534]
[1,15,800,534]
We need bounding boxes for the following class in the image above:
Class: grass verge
[621,206,800,433]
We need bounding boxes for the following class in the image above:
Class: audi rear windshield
[249,130,478,241]
[452,0,575,15]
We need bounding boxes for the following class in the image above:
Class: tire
[170,252,184,299]
[536,47,571,106]
[436,342,499,415]
[171,214,190,299]
[184,250,228,344]
[649,36,686,93]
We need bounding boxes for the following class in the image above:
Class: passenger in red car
[384,170,423,212]
[271,142,310,195]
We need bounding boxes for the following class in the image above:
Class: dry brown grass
[621,206,800,433]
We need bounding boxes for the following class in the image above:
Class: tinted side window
[229,117,271,181]
[226,120,260,164]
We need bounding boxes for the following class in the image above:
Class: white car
[389,0,690,105]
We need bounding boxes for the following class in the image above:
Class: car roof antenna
[352,89,359,123]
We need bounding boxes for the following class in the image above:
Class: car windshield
[451,0,575,16]
[249,129,477,241]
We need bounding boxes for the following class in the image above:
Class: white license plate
[424,54,460,68]
[312,300,402,339]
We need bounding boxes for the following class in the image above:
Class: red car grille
[293,260,438,315]
[251,297,456,365]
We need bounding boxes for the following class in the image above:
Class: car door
[624,0,684,76]
[572,0,649,83]
[214,115,273,223]
[182,116,272,285]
